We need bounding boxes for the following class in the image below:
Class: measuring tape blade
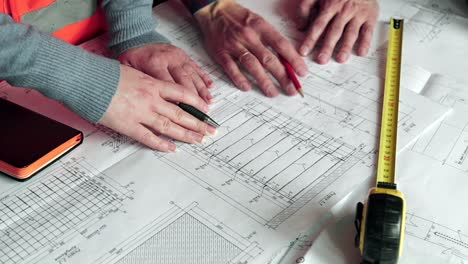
[376,18,403,187]
[355,18,407,264]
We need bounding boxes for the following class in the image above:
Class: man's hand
[297,0,379,64]
[99,65,217,152]
[118,43,214,103]
[194,0,308,97]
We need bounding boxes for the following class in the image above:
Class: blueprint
[294,0,468,262]
[0,0,453,263]
[299,77,468,264]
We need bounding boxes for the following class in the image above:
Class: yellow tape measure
[354,18,407,264]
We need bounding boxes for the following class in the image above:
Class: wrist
[194,0,235,24]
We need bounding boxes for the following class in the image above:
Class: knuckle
[184,129,193,141]
[140,131,158,148]
[147,52,159,63]
[141,131,153,142]
[261,54,275,67]
[197,121,207,133]
[247,16,265,29]
[241,54,256,65]
[174,108,185,122]
[342,1,357,15]
[160,117,171,134]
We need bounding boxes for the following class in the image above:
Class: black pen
[178,102,220,128]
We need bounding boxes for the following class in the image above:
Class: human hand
[99,65,217,152]
[194,0,308,97]
[297,0,379,64]
[118,43,214,103]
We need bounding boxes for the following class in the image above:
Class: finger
[248,44,297,96]
[182,63,213,103]
[133,125,176,152]
[170,66,198,95]
[297,0,318,29]
[151,69,175,83]
[158,81,209,113]
[316,15,352,64]
[214,52,253,91]
[299,7,338,56]
[236,49,279,97]
[155,100,217,136]
[192,62,214,89]
[145,113,205,144]
[357,22,376,56]
[336,19,361,63]
[261,25,308,77]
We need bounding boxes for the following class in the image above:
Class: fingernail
[202,105,209,112]
[207,80,214,88]
[168,143,177,152]
[337,52,349,63]
[207,125,217,136]
[287,84,297,96]
[317,53,329,64]
[206,93,214,104]
[300,46,310,56]
[298,67,308,77]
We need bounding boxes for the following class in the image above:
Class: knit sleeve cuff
[105,5,170,57]
[12,35,121,123]
[110,30,170,58]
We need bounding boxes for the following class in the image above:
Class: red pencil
[279,55,304,97]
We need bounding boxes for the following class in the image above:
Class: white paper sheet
[0,1,453,263]
[300,45,468,264]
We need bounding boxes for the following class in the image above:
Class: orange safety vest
[0,0,106,45]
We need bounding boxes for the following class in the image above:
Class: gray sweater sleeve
[101,0,170,57]
[0,14,120,123]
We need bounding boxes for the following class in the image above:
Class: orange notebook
[0,98,83,180]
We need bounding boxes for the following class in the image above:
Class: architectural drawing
[0,158,131,264]
[0,1,455,264]
[97,202,263,264]
[406,212,468,261]
[154,96,370,229]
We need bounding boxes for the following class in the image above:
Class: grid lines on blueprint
[0,158,123,264]
[154,97,368,229]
